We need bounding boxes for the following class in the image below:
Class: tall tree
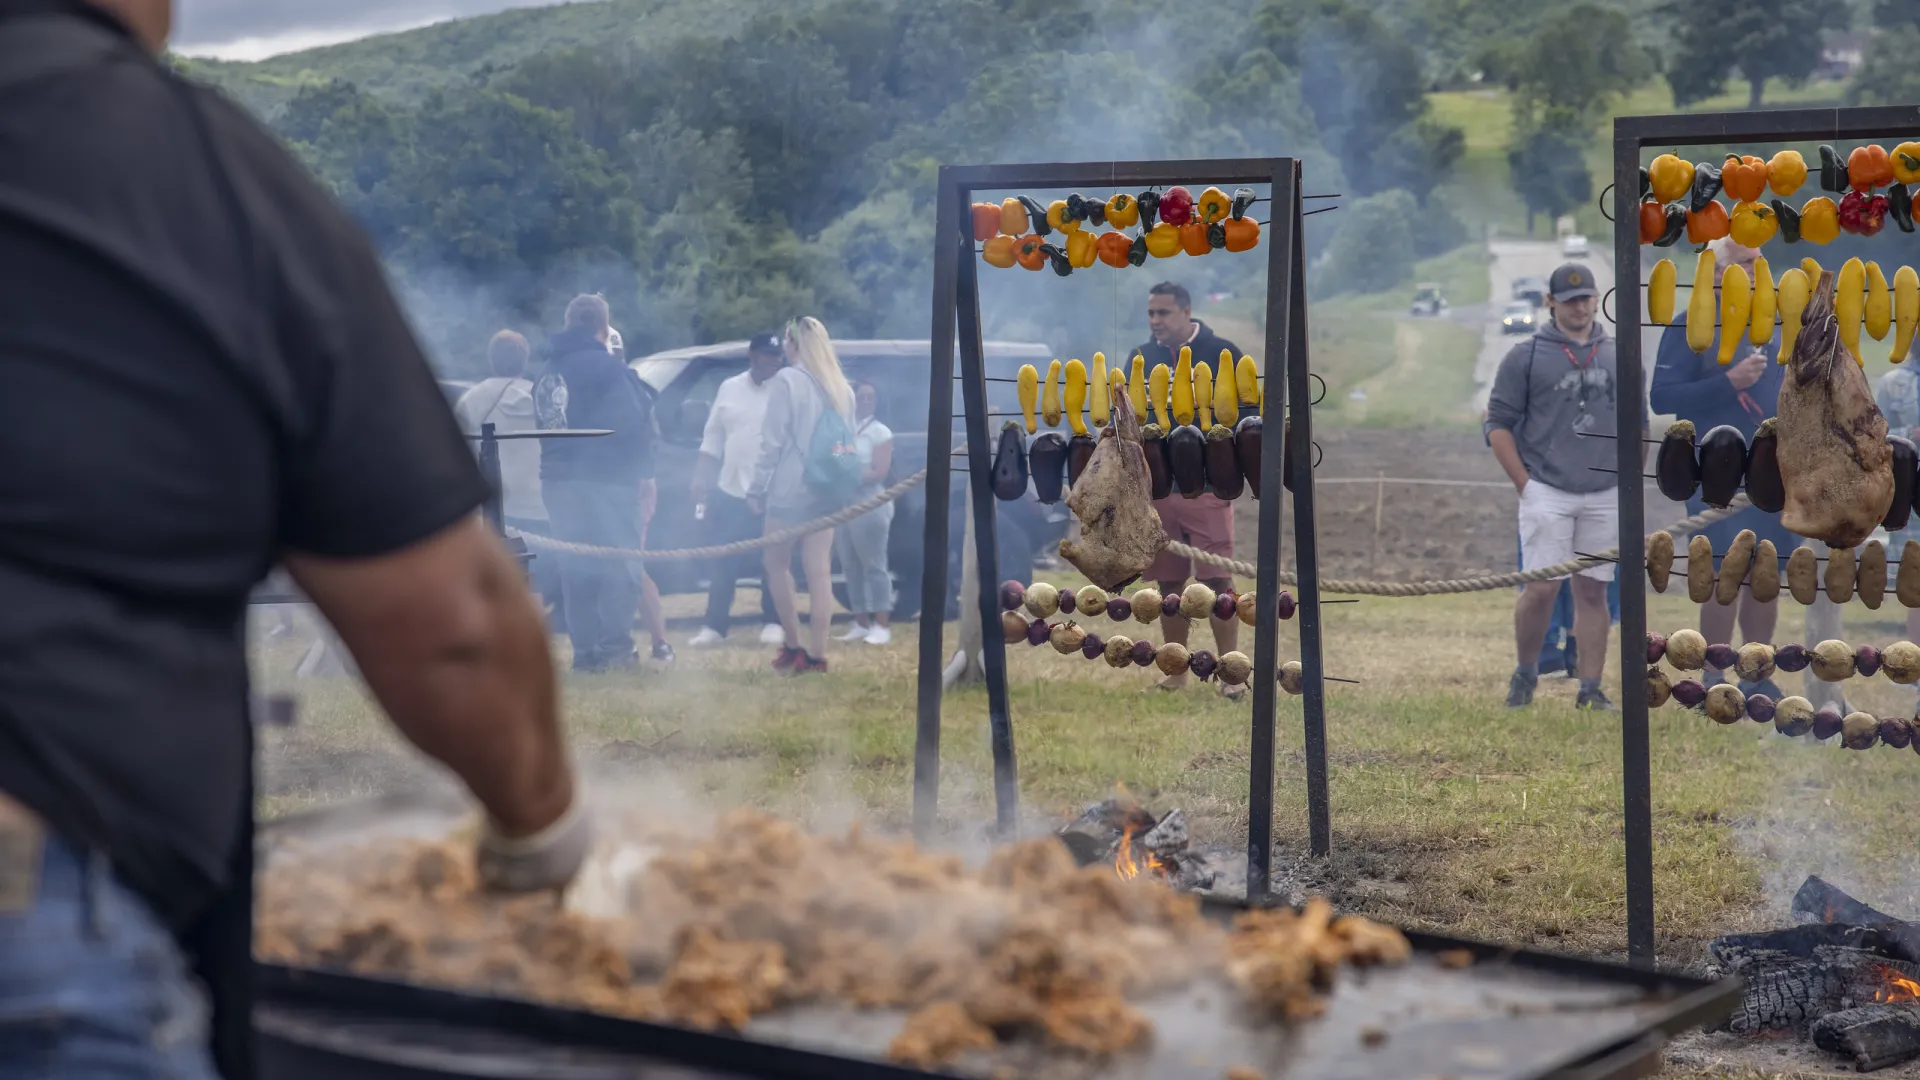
[1509,2,1653,126]
[1663,0,1826,109]
[1507,120,1593,234]
[1847,26,1920,108]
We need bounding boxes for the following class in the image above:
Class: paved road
[1469,240,1621,414]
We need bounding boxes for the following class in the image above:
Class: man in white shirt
[454,330,560,610]
[687,333,785,646]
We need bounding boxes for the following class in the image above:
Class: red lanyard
[1559,342,1599,370]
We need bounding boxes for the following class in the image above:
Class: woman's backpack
[800,373,862,501]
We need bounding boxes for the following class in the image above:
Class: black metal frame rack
[911,157,1330,899]
[1610,104,1920,966]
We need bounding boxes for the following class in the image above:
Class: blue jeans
[544,479,641,671]
[833,502,893,615]
[0,831,217,1078]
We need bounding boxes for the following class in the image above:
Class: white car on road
[1561,234,1590,258]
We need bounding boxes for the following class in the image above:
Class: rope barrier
[1164,495,1751,595]
[518,463,1750,598]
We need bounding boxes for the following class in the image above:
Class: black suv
[632,338,1065,621]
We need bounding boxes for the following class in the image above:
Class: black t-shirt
[1134,319,1244,379]
[0,6,489,927]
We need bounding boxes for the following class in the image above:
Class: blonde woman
[747,317,857,674]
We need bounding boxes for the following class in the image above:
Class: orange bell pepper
[1799,196,1841,244]
[1014,234,1045,270]
[1638,199,1666,244]
[1721,155,1769,203]
[971,203,1001,242]
[1222,217,1260,252]
[1178,221,1212,257]
[1095,231,1132,268]
[981,235,1017,268]
[1000,198,1029,237]
[1686,200,1730,244]
[1849,145,1895,192]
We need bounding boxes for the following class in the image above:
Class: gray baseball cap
[1550,263,1598,301]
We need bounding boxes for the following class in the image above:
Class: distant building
[1818,33,1867,80]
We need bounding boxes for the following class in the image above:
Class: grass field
[252,573,1920,979]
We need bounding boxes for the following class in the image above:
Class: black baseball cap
[748,332,782,354]
[1550,263,1598,301]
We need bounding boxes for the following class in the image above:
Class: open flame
[1113,823,1173,882]
[1873,965,1920,1004]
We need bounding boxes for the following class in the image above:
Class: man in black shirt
[0,2,588,1076]
[535,294,659,671]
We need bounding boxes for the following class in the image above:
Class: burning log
[1720,948,1920,1035]
[1795,874,1904,927]
[1712,923,1920,972]
[1054,794,1215,891]
[1811,1002,1920,1071]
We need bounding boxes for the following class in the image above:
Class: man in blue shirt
[1649,238,1788,700]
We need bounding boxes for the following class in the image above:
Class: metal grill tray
[255,798,1739,1080]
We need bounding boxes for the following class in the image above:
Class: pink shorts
[1145,493,1235,583]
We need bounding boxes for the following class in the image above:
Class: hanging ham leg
[1059,384,1167,590]
[1777,270,1894,549]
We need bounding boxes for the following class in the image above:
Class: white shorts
[1518,481,1618,581]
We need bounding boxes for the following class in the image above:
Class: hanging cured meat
[1776,270,1895,548]
[1059,384,1168,590]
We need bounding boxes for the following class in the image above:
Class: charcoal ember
[1811,1002,1920,1072]
[1704,643,1739,671]
[1647,632,1668,664]
[1879,717,1913,749]
[1746,694,1776,724]
[1775,643,1812,672]
[1858,644,1885,678]
[1812,706,1846,740]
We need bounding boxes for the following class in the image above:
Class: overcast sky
[174,0,558,60]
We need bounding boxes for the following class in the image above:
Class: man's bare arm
[1487,428,1531,493]
[284,516,570,838]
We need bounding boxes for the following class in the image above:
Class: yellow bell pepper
[1895,142,1920,186]
[1727,200,1778,247]
[1065,229,1097,268]
[982,235,1017,269]
[1649,153,1695,203]
[1799,196,1840,244]
[1063,359,1088,436]
[1767,149,1807,196]
[1196,186,1232,224]
[1089,352,1110,428]
[1047,200,1082,233]
[999,197,1028,237]
[1104,193,1140,228]
[1145,222,1183,258]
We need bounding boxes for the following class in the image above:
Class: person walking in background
[536,294,659,673]
[1486,263,1637,711]
[607,320,674,664]
[455,330,560,613]
[1650,237,1789,702]
[835,379,897,645]
[1133,281,1246,699]
[688,334,785,647]
[749,316,858,674]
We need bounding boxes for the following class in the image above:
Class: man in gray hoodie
[1485,263,1639,711]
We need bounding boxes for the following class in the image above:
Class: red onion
[1774,643,1810,672]
[1275,590,1296,620]
[1081,633,1105,660]
[1647,632,1668,664]
[1130,640,1157,667]
[1744,694,1776,724]
[1879,717,1913,749]
[1213,592,1238,622]
[1026,619,1052,647]
[1856,645,1883,678]
[1670,679,1707,708]
[1811,707,1844,741]
[1000,580,1025,611]
[1161,592,1183,618]
[1704,643,1739,671]
[1106,596,1132,621]
[1190,650,1218,681]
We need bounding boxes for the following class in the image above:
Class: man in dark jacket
[1133,281,1246,699]
[536,294,659,672]
[1649,238,1789,700]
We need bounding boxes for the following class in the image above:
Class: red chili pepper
[1638,199,1665,244]
[1839,189,1890,236]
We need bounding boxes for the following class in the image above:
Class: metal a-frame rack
[912,157,1330,899]
[1611,105,1920,965]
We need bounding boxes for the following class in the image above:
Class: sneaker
[651,641,675,663]
[791,652,829,675]
[1738,677,1784,701]
[1506,669,1538,708]
[1576,686,1616,711]
[772,645,804,671]
[836,623,872,641]
[864,625,893,646]
[1703,669,1727,688]
[759,623,786,645]
[686,627,724,647]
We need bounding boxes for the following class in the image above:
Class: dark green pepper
[1127,234,1148,266]
[1040,243,1072,276]
[1891,184,1915,233]
[1017,195,1051,238]
[1651,203,1687,247]
[1231,187,1257,220]
[1819,145,1844,193]
[1137,189,1160,230]
[1084,199,1106,226]
[1065,193,1085,220]
[1638,165,1651,200]
[1206,221,1227,249]
[1771,198,1803,243]
[1689,163,1722,213]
